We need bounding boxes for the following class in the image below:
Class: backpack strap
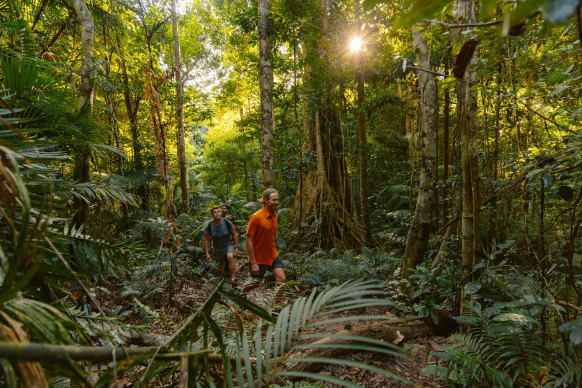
[225,218,234,233]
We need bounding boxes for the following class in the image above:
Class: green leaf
[548,85,571,96]
[560,318,582,345]
[0,359,17,388]
[218,290,276,324]
[505,0,547,26]
[308,315,394,327]
[255,320,263,388]
[542,174,556,187]
[493,313,536,326]
[394,0,451,28]
[294,342,403,358]
[465,282,482,295]
[558,185,574,201]
[362,0,388,11]
[543,0,580,22]
[284,357,412,384]
[277,371,362,388]
[242,330,254,388]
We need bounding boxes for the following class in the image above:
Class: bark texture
[73,0,94,111]
[72,0,94,226]
[454,0,481,316]
[402,25,438,278]
[258,0,274,189]
[171,0,189,213]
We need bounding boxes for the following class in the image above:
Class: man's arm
[246,235,259,274]
[204,234,212,262]
[230,229,240,257]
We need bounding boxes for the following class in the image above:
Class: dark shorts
[214,246,234,266]
[249,256,284,279]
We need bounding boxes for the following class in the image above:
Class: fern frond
[228,281,409,387]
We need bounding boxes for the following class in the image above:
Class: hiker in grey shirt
[204,206,240,284]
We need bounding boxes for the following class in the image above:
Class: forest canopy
[0,0,581,386]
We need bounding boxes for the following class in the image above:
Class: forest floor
[95,257,447,387]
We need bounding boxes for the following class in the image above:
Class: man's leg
[216,251,228,278]
[242,264,266,293]
[226,253,236,279]
[272,268,286,283]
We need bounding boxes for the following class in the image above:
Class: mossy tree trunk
[72,0,94,226]
[402,25,438,278]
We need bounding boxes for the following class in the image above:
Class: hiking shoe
[232,286,242,294]
[225,277,238,285]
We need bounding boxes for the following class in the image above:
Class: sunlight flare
[350,37,362,52]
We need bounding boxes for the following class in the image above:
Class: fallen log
[283,320,433,373]
[0,342,218,363]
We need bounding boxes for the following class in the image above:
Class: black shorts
[249,256,284,279]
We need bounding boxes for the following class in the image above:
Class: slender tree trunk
[354,0,372,245]
[258,0,274,189]
[171,0,189,213]
[115,35,146,209]
[251,164,257,202]
[454,0,481,317]
[138,0,172,217]
[72,0,94,226]
[443,55,451,223]
[402,25,438,278]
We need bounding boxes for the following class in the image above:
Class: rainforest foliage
[0,0,582,386]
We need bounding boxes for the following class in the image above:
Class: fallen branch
[0,341,260,365]
[0,342,213,363]
[556,300,582,312]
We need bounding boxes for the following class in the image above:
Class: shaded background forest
[1,0,582,386]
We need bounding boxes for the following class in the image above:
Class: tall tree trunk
[354,0,372,245]
[137,0,173,217]
[116,34,146,209]
[443,55,451,223]
[402,25,438,278]
[72,0,94,226]
[171,0,189,213]
[258,0,274,189]
[454,0,481,317]
[288,0,363,249]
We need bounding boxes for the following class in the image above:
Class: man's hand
[206,253,212,262]
[251,262,259,275]
[235,247,240,257]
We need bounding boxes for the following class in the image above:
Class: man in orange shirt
[246,188,286,283]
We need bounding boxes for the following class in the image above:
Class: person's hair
[210,206,221,214]
[259,188,278,205]
[221,204,229,210]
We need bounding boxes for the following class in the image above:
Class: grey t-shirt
[204,218,234,252]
